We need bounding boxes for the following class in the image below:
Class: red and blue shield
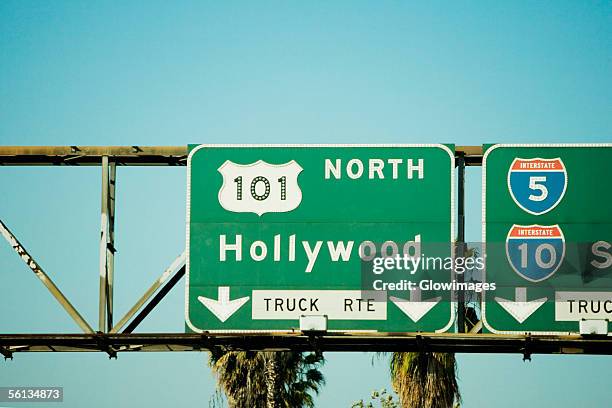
[507,158,567,215]
[506,225,565,282]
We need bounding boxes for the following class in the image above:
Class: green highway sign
[185,144,455,333]
[482,144,612,335]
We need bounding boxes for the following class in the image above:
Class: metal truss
[1,333,611,359]
[0,146,189,358]
[0,145,481,167]
[1,145,611,358]
[0,146,187,166]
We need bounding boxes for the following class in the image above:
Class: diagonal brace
[110,251,186,334]
[122,264,185,334]
[0,219,94,333]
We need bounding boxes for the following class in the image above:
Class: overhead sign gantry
[1,145,611,357]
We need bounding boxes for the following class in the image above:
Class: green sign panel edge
[185,143,456,334]
[481,143,612,335]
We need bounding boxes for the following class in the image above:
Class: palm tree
[389,352,460,408]
[209,349,325,408]
[387,244,475,408]
[264,352,280,408]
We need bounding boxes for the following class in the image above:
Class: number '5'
[529,176,548,202]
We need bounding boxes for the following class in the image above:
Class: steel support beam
[0,146,187,166]
[0,146,483,166]
[455,145,483,166]
[110,252,186,334]
[107,162,116,331]
[456,154,466,332]
[98,157,117,332]
[98,156,113,332]
[0,220,94,333]
[1,333,611,355]
[98,156,108,331]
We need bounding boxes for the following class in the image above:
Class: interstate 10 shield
[505,225,565,283]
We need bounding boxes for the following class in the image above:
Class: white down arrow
[494,287,546,324]
[198,286,250,323]
[390,289,441,323]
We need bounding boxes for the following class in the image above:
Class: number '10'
[234,176,286,201]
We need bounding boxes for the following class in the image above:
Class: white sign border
[185,144,456,334]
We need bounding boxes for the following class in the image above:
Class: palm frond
[390,352,460,408]
[209,350,325,408]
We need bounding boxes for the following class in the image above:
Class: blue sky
[0,1,611,407]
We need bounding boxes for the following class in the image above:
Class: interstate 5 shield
[507,158,567,215]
